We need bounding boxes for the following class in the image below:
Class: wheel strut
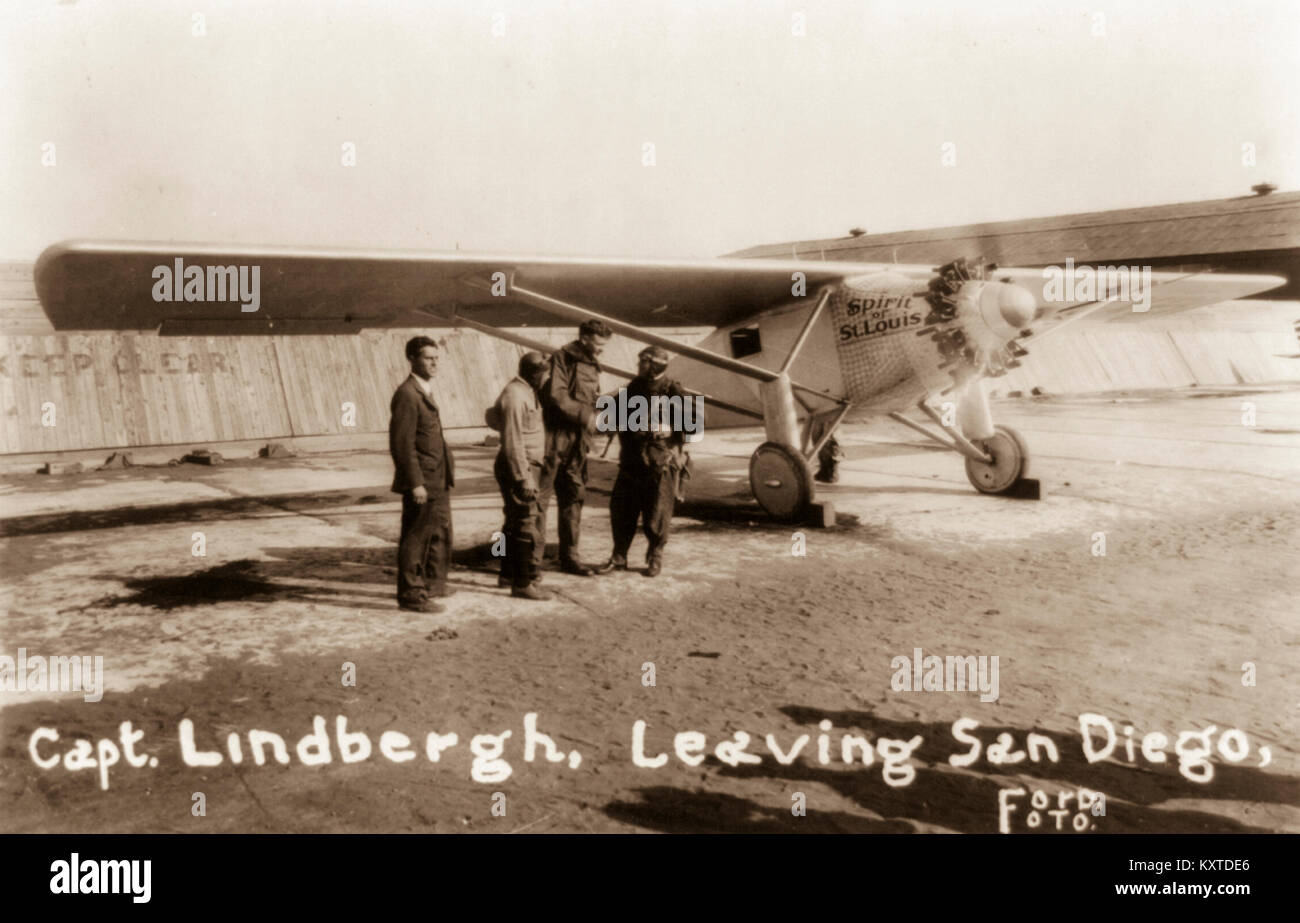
[887,399,993,464]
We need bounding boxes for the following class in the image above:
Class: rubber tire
[964,424,1029,495]
[749,441,814,521]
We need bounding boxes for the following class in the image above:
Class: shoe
[559,560,596,577]
[511,583,552,601]
[430,586,456,598]
[645,558,662,578]
[398,598,444,613]
[594,556,627,574]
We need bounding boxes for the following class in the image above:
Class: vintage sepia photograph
[1,0,1297,874]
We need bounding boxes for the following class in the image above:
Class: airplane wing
[35,239,903,334]
[1068,272,1288,325]
[35,240,1285,341]
[986,267,1286,341]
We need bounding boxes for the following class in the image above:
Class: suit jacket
[389,375,455,494]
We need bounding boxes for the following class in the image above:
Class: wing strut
[460,275,842,407]
[418,305,765,421]
[780,288,832,375]
[488,278,780,382]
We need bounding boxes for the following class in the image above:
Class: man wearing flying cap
[488,351,551,599]
[596,345,694,577]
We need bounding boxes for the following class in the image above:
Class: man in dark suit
[389,335,455,613]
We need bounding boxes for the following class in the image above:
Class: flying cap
[518,350,548,377]
[638,345,671,368]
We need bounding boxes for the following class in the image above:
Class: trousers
[533,442,587,569]
[610,463,676,562]
[494,454,542,588]
[397,489,452,603]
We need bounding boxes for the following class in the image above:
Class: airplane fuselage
[676,269,1033,426]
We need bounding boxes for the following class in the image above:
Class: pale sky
[2,0,1298,260]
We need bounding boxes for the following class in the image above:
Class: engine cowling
[830,259,1036,409]
[920,258,1036,387]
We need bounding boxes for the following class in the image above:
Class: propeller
[923,257,1035,386]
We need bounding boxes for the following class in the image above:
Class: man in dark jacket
[597,345,693,577]
[389,335,455,612]
[534,320,611,576]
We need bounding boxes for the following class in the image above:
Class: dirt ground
[1,386,1297,833]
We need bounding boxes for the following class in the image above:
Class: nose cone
[998,283,1037,330]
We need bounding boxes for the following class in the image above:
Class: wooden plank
[0,338,17,452]
[90,333,128,449]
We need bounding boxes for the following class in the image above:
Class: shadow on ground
[82,539,580,613]
[605,786,913,833]
[0,476,497,538]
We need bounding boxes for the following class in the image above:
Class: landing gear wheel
[749,441,814,521]
[964,424,1029,494]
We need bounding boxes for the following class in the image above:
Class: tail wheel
[749,441,814,521]
[964,424,1029,494]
